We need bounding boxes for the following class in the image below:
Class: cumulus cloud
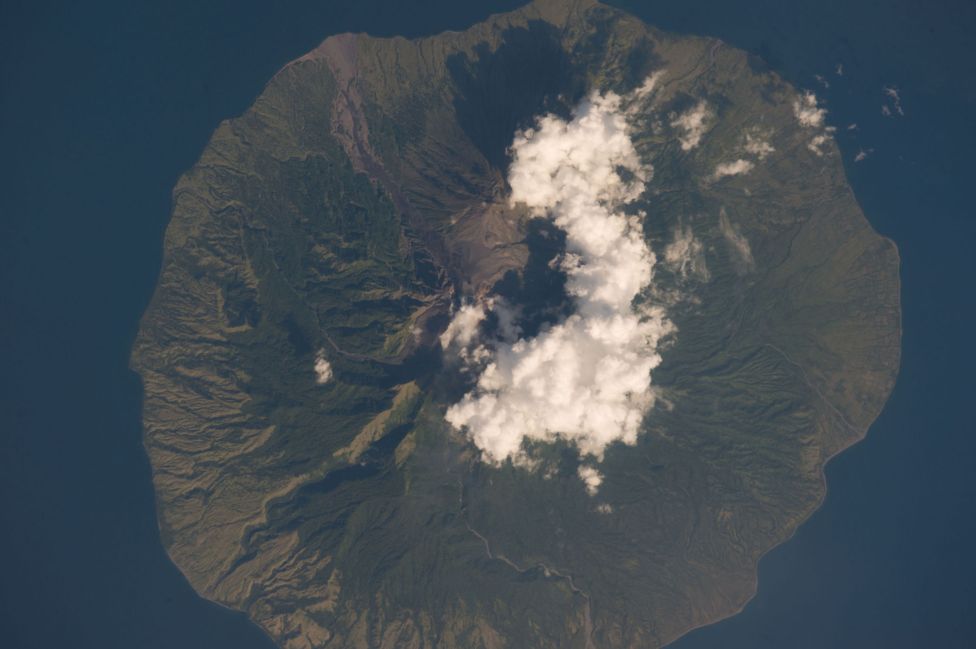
[577,465,604,496]
[314,350,333,384]
[793,91,826,128]
[713,158,754,179]
[439,301,493,366]
[663,223,709,282]
[444,85,672,486]
[440,298,521,365]
[744,132,775,159]
[807,133,829,156]
[629,70,665,104]
[792,91,835,156]
[671,101,710,151]
[440,301,488,350]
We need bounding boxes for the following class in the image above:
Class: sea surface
[1,1,973,648]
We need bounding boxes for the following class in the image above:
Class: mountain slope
[131,1,900,646]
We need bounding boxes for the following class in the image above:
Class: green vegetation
[131,1,900,647]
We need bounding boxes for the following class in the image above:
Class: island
[131,1,901,647]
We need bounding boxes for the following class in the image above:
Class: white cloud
[793,91,827,128]
[664,223,709,281]
[718,208,754,272]
[629,70,665,104]
[793,91,840,157]
[444,85,672,477]
[807,126,836,157]
[671,101,710,151]
[439,301,488,349]
[440,298,520,365]
[744,132,774,159]
[792,92,834,156]
[314,350,333,384]
[713,158,754,179]
[808,133,829,156]
[577,465,604,496]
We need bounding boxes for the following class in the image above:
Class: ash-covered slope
[132,1,900,647]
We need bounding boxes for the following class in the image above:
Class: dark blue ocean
[2,1,973,647]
